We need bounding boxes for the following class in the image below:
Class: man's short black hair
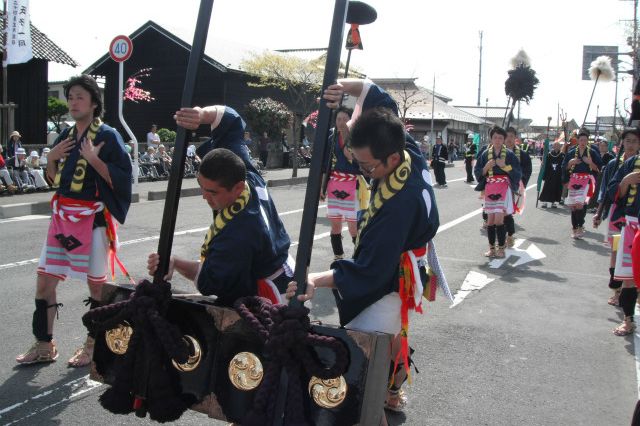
[506,126,517,136]
[199,148,246,190]
[577,128,590,139]
[489,126,507,139]
[336,106,353,117]
[621,127,640,140]
[350,107,404,162]
[64,75,103,118]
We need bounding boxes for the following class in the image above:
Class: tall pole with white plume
[581,55,616,129]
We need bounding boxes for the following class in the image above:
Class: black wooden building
[0,20,78,146]
[83,21,293,143]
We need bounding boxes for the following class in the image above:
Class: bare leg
[347,221,358,239]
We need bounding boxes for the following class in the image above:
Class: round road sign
[109,35,133,63]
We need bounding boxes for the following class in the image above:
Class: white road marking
[450,271,495,308]
[488,238,546,269]
[4,377,102,425]
[0,375,95,419]
[0,214,50,224]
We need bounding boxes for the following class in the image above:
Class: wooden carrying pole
[290,0,348,306]
[154,0,214,283]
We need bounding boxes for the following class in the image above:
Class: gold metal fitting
[105,322,133,355]
[172,335,202,372]
[308,376,348,408]
[228,352,264,391]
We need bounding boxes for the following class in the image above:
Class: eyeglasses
[354,158,382,175]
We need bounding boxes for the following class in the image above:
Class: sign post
[109,35,138,192]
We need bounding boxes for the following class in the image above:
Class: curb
[0,193,141,219]
[147,176,308,201]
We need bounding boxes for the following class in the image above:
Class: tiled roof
[377,80,486,125]
[1,16,78,66]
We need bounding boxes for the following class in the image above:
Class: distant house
[82,20,293,144]
[0,18,78,146]
[374,78,489,148]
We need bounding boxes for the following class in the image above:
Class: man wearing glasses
[288,79,441,419]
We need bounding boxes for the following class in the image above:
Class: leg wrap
[620,287,638,318]
[579,205,588,227]
[330,233,344,257]
[488,225,497,246]
[388,347,417,391]
[496,224,507,247]
[84,297,103,338]
[32,299,52,342]
[609,268,623,289]
[570,210,577,229]
[504,215,515,236]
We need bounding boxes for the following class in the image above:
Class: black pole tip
[346,1,377,25]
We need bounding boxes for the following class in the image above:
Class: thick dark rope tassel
[82,279,192,423]
[234,297,350,426]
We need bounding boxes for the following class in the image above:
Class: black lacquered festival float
[82,1,392,425]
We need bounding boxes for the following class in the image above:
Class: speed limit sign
[109,35,133,62]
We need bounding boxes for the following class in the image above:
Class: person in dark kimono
[169,104,293,304]
[431,136,448,187]
[607,138,640,336]
[589,138,615,210]
[503,127,532,247]
[288,79,444,419]
[561,129,602,239]
[474,126,522,258]
[148,148,293,307]
[593,128,640,307]
[539,141,565,208]
[16,75,132,368]
[464,136,477,183]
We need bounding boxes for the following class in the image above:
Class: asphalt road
[0,161,636,425]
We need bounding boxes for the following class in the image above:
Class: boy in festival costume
[168,105,293,303]
[561,129,602,239]
[148,148,292,305]
[606,135,640,335]
[594,129,640,306]
[16,75,132,367]
[322,106,366,260]
[474,126,522,258]
[503,127,532,247]
[288,78,446,418]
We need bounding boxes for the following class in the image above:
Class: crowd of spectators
[0,131,53,195]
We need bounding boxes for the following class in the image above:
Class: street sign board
[109,35,133,63]
[582,45,618,80]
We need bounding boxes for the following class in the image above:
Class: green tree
[157,128,176,143]
[244,98,293,139]
[241,51,324,176]
[47,97,68,133]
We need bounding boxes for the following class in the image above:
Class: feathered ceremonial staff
[581,55,616,128]
[502,49,539,129]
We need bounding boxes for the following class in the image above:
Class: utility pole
[623,0,639,85]
[430,74,435,158]
[635,0,638,86]
[477,30,483,106]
